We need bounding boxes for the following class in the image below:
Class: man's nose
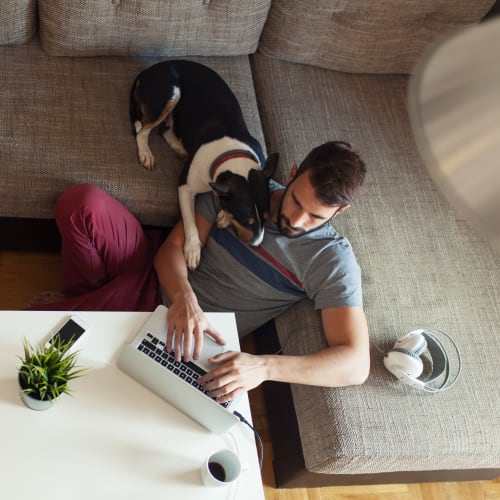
[288,209,307,229]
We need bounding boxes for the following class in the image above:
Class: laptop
[117,305,240,433]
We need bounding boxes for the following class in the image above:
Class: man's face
[278,171,345,237]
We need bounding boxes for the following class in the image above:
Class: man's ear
[336,204,350,215]
[287,163,298,184]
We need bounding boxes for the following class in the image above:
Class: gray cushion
[0,39,266,226]
[258,0,495,74]
[252,53,500,474]
[0,0,37,45]
[39,0,271,57]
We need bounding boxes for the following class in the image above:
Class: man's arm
[200,305,370,402]
[269,305,370,387]
[153,213,226,362]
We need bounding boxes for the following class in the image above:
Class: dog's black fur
[130,60,278,269]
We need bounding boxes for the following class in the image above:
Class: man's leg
[30,184,162,311]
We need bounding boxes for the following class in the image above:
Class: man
[31,141,369,402]
[154,141,370,403]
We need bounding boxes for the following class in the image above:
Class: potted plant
[17,337,87,411]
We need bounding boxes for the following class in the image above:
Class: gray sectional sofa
[1,0,499,489]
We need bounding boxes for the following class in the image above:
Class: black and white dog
[130,60,278,269]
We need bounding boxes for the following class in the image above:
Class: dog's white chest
[185,137,257,191]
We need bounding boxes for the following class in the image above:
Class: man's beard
[277,191,307,238]
[278,213,306,238]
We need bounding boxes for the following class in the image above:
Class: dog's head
[209,153,279,246]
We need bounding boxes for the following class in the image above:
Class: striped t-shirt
[168,184,362,336]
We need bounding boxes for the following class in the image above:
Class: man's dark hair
[295,141,366,207]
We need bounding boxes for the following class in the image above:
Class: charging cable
[233,410,264,470]
[224,411,264,500]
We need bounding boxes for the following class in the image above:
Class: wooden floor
[1,250,499,500]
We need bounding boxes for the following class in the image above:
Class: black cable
[233,410,264,470]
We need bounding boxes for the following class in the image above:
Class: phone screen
[50,319,86,346]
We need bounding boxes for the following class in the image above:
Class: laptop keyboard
[137,332,230,408]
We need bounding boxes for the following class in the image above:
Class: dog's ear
[209,181,230,195]
[262,153,279,179]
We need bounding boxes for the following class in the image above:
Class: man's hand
[166,290,226,362]
[198,351,269,403]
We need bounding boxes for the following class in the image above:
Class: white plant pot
[19,390,55,411]
[18,374,58,411]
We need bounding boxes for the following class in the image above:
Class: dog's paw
[184,239,202,270]
[216,210,231,229]
[139,151,155,170]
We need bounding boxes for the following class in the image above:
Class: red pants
[30,184,163,311]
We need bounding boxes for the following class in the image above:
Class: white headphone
[383,329,462,393]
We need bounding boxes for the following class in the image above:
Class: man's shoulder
[303,222,353,250]
[269,179,285,192]
[265,222,358,273]
[301,224,360,276]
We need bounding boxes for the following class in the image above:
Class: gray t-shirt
[165,183,362,336]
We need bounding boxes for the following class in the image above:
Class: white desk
[0,311,265,500]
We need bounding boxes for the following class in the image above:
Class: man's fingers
[199,354,237,385]
[183,330,193,362]
[174,330,184,361]
[191,325,205,361]
[203,373,233,392]
[209,350,237,364]
[212,385,245,404]
[166,322,176,352]
[205,325,226,346]
[167,320,223,362]
[217,387,245,404]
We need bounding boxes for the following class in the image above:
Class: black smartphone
[46,315,89,349]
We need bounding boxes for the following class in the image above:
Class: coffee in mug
[201,449,241,487]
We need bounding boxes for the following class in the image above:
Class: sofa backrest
[38,0,271,57]
[0,0,37,45]
[258,0,496,74]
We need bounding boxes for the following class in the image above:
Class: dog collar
[209,149,260,180]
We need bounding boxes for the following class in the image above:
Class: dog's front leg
[135,126,155,170]
[178,185,202,270]
[160,115,188,161]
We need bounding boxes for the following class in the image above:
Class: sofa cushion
[0,0,37,45]
[251,53,500,474]
[257,0,495,74]
[0,39,266,226]
[38,0,271,57]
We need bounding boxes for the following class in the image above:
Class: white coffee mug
[201,449,242,487]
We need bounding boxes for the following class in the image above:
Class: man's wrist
[171,285,197,305]
[261,354,278,383]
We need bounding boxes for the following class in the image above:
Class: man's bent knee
[54,183,109,223]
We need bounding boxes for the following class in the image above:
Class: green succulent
[18,337,87,401]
